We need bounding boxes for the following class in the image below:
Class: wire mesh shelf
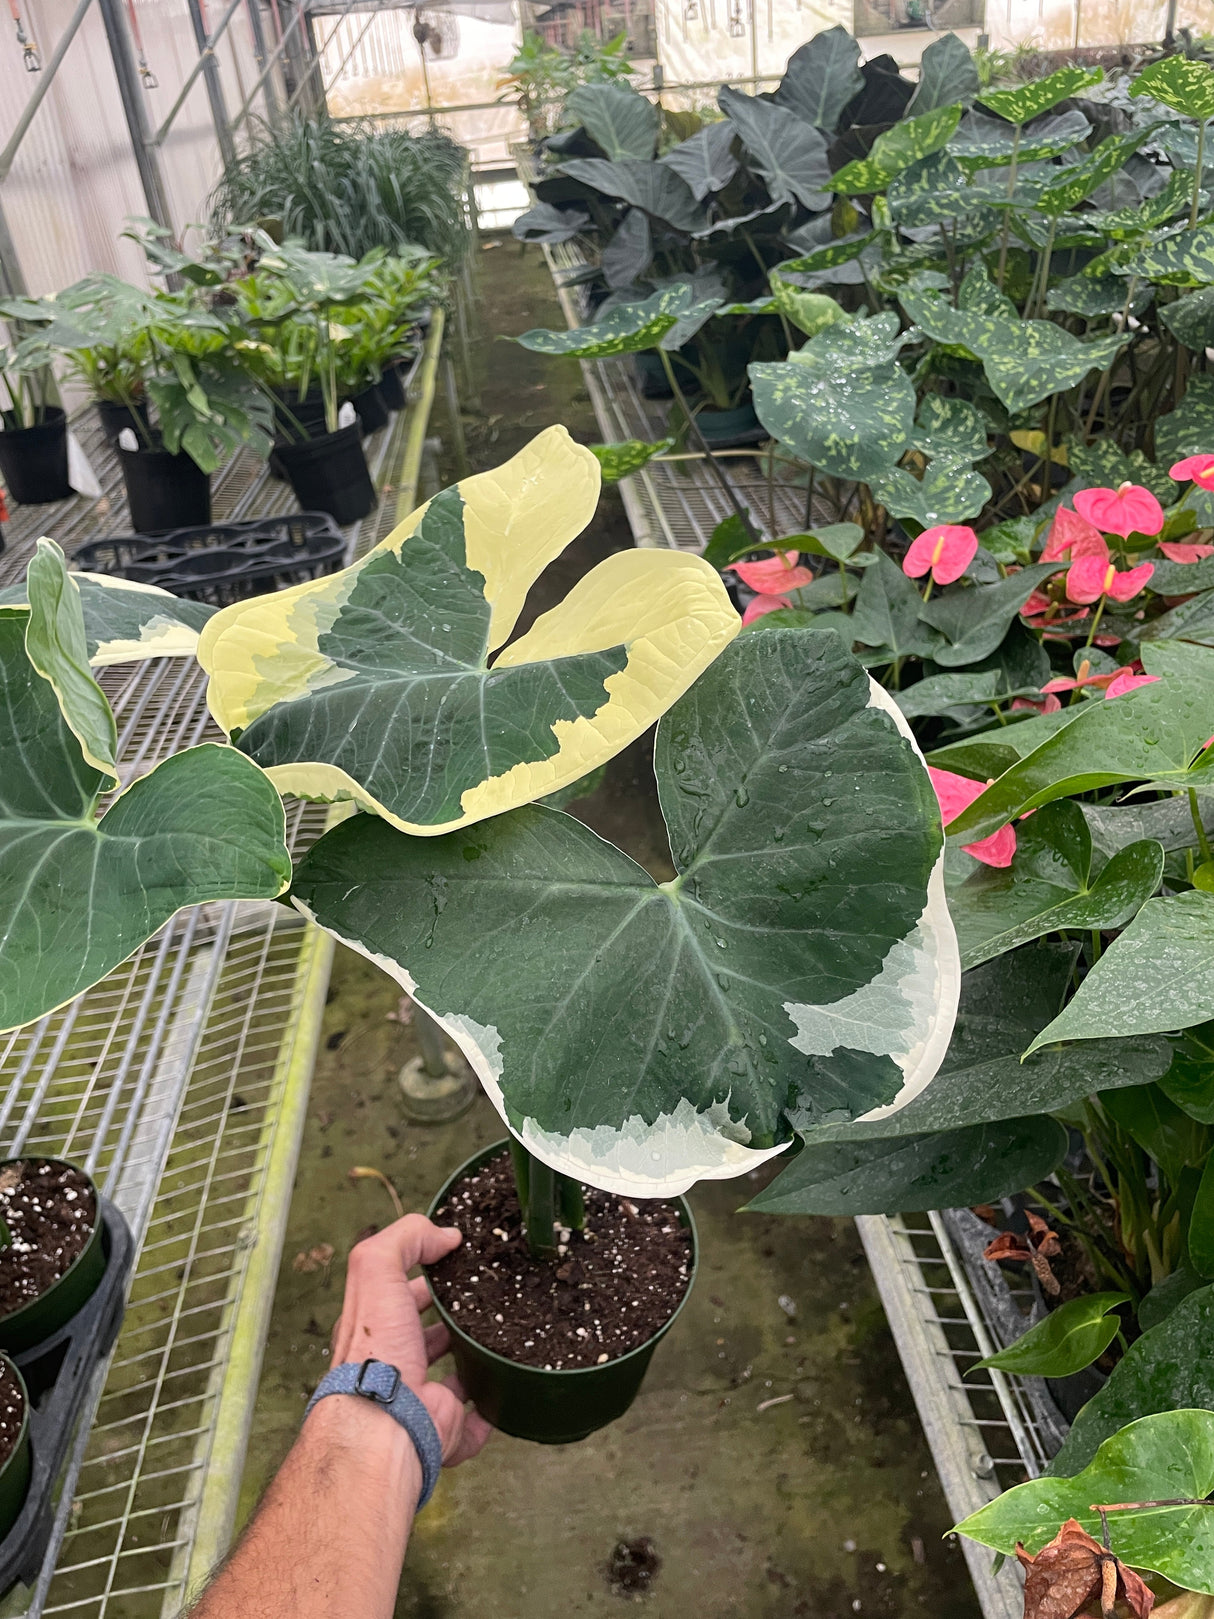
[0,328,441,1618]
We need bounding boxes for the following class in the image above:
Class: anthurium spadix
[0,541,291,1033]
[199,426,739,836]
[292,629,961,1197]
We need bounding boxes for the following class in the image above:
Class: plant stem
[1190,788,1213,864]
[658,347,760,543]
[1034,215,1057,320]
[1084,595,1107,649]
[1084,278,1137,441]
[508,1139,560,1261]
[413,1006,449,1078]
[1090,928,1102,963]
[559,1176,585,1232]
[1192,118,1208,230]
[803,464,816,531]
[996,125,1021,293]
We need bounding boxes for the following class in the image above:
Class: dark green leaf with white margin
[25,541,117,780]
[977,65,1104,126]
[959,1409,1214,1593]
[850,550,946,663]
[0,574,213,666]
[718,85,833,210]
[830,105,962,194]
[659,120,739,201]
[773,26,864,131]
[749,314,916,481]
[588,437,674,481]
[907,32,978,114]
[1050,1286,1214,1475]
[744,1117,1068,1215]
[971,1292,1129,1378]
[1161,285,1214,352]
[919,563,1066,668]
[947,800,1163,969]
[948,107,1091,171]
[947,641,1214,843]
[1036,127,1159,215]
[869,460,990,528]
[1027,890,1214,1052]
[0,608,290,1032]
[1128,222,1214,288]
[1131,55,1214,121]
[566,83,659,161]
[557,158,706,233]
[292,630,959,1196]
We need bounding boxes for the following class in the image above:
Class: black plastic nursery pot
[694,401,764,449]
[275,423,377,527]
[351,383,390,435]
[118,440,211,534]
[95,397,150,446]
[424,1141,698,1446]
[0,408,72,505]
[0,1359,30,1545]
[377,358,408,413]
[0,1159,107,1355]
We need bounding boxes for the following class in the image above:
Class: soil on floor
[430,1152,692,1369]
[0,1359,23,1467]
[0,1161,95,1316]
[238,238,978,1619]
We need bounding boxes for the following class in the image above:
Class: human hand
[330,1214,492,1467]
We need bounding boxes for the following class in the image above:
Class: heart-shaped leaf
[200,427,739,836]
[557,158,707,233]
[948,107,1091,171]
[869,461,991,528]
[907,33,979,115]
[515,281,722,358]
[1131,55,1214,121]
[659,119,739,200]
[292,630,959,1196]
[911,394,990,463]
[977,65,1104,126]
[959,1409,1214,1593]
[886,150,986,228]
[566,83,659,161]
[26,541,118,780]
[718,85,833,210]
[511,202,589,244]
[971,1291,1130,1378]
[1129,222,1214,288]
[894,670,1041,720]
[780,229,877,274]
[0,573,214,666]
[1036,127,1158,216]
[1160,285,1214,351]
[919,564,1066,668]
[1047,271,1152,319]
[601,208,653,289]
[850,549,946,663]
[831,105,963,194]
[949,801,1163,969]
[774,26,864,131]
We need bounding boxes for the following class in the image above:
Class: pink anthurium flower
[1073,483,1165,538]
[927,767,1016,868]
[727,550,813,594]
[1011,694,1062,714]
[1066,555,1155,605]
[740,593,791,625]
[902,524,979,586]
[1105,669,1160,699]
[1170,454,1214,490]
[1041,506,1107,562]
[1159,541,1214,563]
[1042,657,1122,695]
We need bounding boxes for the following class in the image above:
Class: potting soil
[0,1162,95,1314]
[0,1361,21,1467]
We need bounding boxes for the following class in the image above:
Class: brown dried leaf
[1015,1520,1154,1619]
[985,1231,1032,1264]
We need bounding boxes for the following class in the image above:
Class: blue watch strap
[305,1359,443,1509]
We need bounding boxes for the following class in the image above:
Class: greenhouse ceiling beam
[0,0,99,182]
[287,2,379,117]
[149,0,246,149]
[227,0,326,135]
[242,0,281,126]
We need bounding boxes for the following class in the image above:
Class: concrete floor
[235,240,979,1618]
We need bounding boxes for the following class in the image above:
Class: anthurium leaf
[947,642,1214,842]
[927,706,1082,779]
[1100,1083,1210,1186]
[744,1116,1068,1215]
[919,564,1065,668]
[1131,55,1214,121]
[1138,588,1214,646]
[566,83,659,161]
[851,549,946,662]
[1027,890,1214,1052]
[894,670,1040,720]
[950,808,1163,970]
[1159,1022,1214,1125]
[701,511,756,571]
[1049,1287,1214,1475]
[798,522,865,562]
[293,629,959,1196]
[659,120,739,201]
[977,65,1104,126]
[907,32,979,115]
[749,314,917,481]
[1128,222,1214,288]
[774,25,864,131]
[830,105,963,194]
[557,158,707,233]
[959,1409,1214,1592]
[588,436,674,481]
[869,460,991,527]
[718,85,833,210]
[971,1292,1129,1378]
[788,941,1171,1144]
[1036,127,1157,215]
[1161,285,1214,352]
[948,107,1091,171]
[0,608,290,1033]
[1190,1153,1214,1277]
[0,573,214,666]
[25,540,118,780]
[511,202,589,244]
[200,427,739,836]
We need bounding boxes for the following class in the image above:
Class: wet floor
[234,239,978,1618]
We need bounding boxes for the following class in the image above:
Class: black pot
[424,1141,698,1446]
[95,397,151,446]
[118,441,211,534]
[275,424,376,526]
[378,359,407,413]
[693,401,765,449]
[0,407,72,505]
[351,383,389,435]
[271,387,330,446]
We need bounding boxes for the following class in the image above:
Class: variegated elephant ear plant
[0,423,958,1261]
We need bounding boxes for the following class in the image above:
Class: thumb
[381,1213,462,1271]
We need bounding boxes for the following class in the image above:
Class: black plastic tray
[0,1199,134,1599]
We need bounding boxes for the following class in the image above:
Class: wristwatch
[305,1358,443,1509]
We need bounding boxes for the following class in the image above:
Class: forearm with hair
[189,1396,422,1619]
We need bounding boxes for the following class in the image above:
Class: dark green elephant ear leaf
[293,630,960,1197]
[907,32,978,114]
[0,605,291,1033]
[774,25,864,131]
[565,83,659,161]
[719,85,833,210]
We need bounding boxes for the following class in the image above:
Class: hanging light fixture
[8,0,39,70]
[728,0,745,34]
[684,0,698,17]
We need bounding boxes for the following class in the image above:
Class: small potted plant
[0,342,71,506]
[0,1160,107,1354]
[0,1354,29,1543]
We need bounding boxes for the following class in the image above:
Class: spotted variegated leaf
[1129,222,1214,289]
[977,65,1103,126]
[1131,55,1214,121]
[830,104,963,194]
